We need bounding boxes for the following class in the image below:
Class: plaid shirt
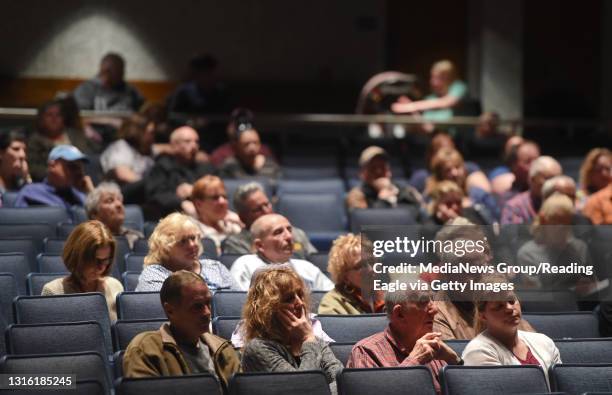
[346,326,446,394]
[501,191,537,225]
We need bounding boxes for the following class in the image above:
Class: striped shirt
[347,327,446,394]
[136,259,237,292]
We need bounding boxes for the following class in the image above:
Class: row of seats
[2,353,612,395]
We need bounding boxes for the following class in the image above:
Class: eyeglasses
[95,257,112,267]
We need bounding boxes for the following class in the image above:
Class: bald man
[229,214,334,291]
[501,156,563,224]
[144,126,214,219]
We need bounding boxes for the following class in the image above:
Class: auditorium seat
[121,271,140,292]
[0,206,71,226]
[338,367,436,395]
[0,223,56,251]
[0,253,30,295]
[112,319,167,351]
[43,237,67,254]
[36,253,67,273]
[116,292,165,320]
[223,178,274,210]
[555,339,612,363]
[219,254,241,270]
[26,272,65,295]
[116,374,221,395]
[316,314,387,343]
[132,239,149,254]
[124,253,145,272]
[523,312,600,339]
[440,365,548,395]
[212,316,240,340]
[308,253,329,274]
[212,291,247,318]
[277,179,345,196]
[0,273,18,323]
[277,193,347,233]
[517,290,579,312]
[446,340,469,356]
[349,208,418,234]
[72,205,144,232]
[329,342,355,365]
[0,238,38,273]
[229,371,330,395]
[550,363,612,394]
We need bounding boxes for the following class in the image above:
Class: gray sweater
[242,337,343,392]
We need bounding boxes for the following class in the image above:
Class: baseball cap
[48,145,89,163]
[359,146,388,167]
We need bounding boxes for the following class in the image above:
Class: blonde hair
[327,234,361,284]
[63,220,116,285]
[531,193,574,241]
[427,180,464,215]
[473,273,517,334]
[191,175,225,201]
[144,213,203,266]
[431,60,457,81]
[579,148,612,193]
[425,147,466,195]
[242,266,311,344]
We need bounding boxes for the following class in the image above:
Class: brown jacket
[123,324,240,390]
[318,287,369,315]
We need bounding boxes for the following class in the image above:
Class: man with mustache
[123,270,240,390]
[229,213,333,291]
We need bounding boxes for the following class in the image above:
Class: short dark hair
[101,52,125,68]
[0,128,26,150]
[505,139,538,167]
[160,270,207,306]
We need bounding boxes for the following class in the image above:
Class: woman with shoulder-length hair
[136,212,236,292]
[462,273,561,383]
[42,220,123,320]
[577,147,611,209]
[241,266,343,391]
[318,234,384,315]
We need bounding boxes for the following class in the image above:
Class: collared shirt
[14,179,85,208]
[347,326,446,394]
[136,259,237,292]
[501,191,537,225]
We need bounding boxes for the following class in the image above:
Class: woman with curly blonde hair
[241,266,342,390]
[136,212,236,291]
[318,234,384,315]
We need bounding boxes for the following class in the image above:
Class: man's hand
[75,175,95,194]
[434,338,461,364]
[176,183,193,200]
[406,333,443,365]
[277,307,315,345]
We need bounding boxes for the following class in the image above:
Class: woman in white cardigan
[462,275,561,382]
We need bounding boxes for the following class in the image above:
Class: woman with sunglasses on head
[42,220,123,321]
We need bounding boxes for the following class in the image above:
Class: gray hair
[233,182,266,214]
[528,156,562,179]
[384,289,429,319]
[542,175,576,200]
[85,182,122,218]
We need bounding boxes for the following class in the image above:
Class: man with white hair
[229,213,333,291]
[144,126,214,219]
[501,156,562,224]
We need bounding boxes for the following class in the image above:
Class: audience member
[462,274,561,383]
[578,147,611,209]
[191,175,241,255]
[85,182,144,249]
[124,270,240,389]
[583,182,612,225]
[241,266,342,392]
[347,290,462,394]
[137,213,236,292]
[41,220,122,321]
[218,121,280,179]
[74,52,144,111]
[540,176,593,232]
[100,114,155,184]
[28,100,92,181]
[222,182,316,259]
[15,145,93,208]
[318,234,384,314]
[424,180,493,226]
[0,129,30,193]
[492,139,541,199]
[501,156,562,224]
[144,126,214,219]
[346,146,423,217]
[230,214,333,291]
[488,135,525,191]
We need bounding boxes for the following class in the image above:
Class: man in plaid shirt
[347,290,462,393]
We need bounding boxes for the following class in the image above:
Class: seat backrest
[202,237,219,259]
[0,223,56,251]
[14,293,112,355]
[26,272,65,295]
[121,271,141,292]
[0,207,71,226]
[277,179,345,196]
[0,352,110,395]
[329,342,355,366]
[229,371,331,395]
[57,222,76,238]
[6,321,109,357]
[349,208,417,233]
[308,253,329,274]
[43,237,67,254]
[132,239,149,254]
[219,254,241,270]
[0,253,30,295]
[523,312,600,339]
[0,273,18,323]
[116,292,165,320]
[517,290,579,312]
[276,193,346,232]
[114,350,125,379]
[37,253,68,273]
[112,319,167,351]
[124,254,146,272]
[316,314,387,343]
[1,191,18,208]
[555,339,612,363]
[282,166,340,180]
[212,316,240,341]
[124,205,145,232]
[116,374,221,395]
[446,340,469,357]
[310,291,327,312]
[212,291,247,317]
[0,238,39,272]
[440,365,548,395]
[338,367,436,395]
[113,237,131,275]
[550,363,612,394]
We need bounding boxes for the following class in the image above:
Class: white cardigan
[462,329,561,383]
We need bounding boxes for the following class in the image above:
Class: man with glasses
[15,144,93,208]
[222,182,317,259]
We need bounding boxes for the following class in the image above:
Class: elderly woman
[463,274,561,383]
[85,182,144,249]
[136,213,236,292]
[0,129,30,194]
[42,220,123,320]
[577,147,611,209]
[318,234,384,315]
[425,180,493,226]
[241,266,343,392]
[191,175,242,255]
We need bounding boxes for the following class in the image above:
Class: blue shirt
[136,259,237,292]
[14,180,85,208]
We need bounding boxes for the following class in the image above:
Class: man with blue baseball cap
[15,145,94,208]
